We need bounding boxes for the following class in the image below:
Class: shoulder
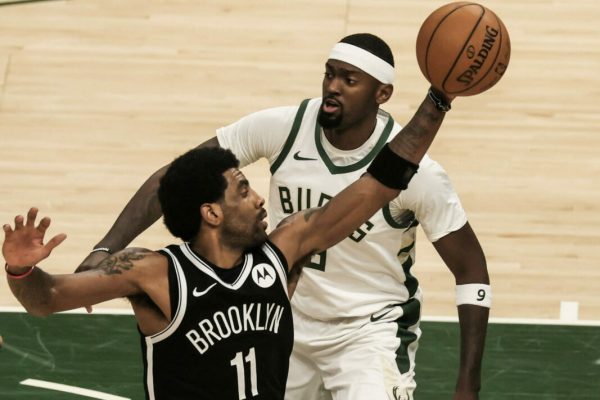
[397,155,460,211]
[409,155,453,191]
[268,211,303,244]
[115,247,161,260]
[253,99,321,125]
[224,104,306,127]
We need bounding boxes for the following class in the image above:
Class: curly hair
[158,147,239,241]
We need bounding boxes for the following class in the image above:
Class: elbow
[25,305,53,317]
[21,289,59,317]
[8,271,60,317]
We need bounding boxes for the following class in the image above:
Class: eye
[324,71,333,79]
[240,184,251,198]
[346,77,357,85]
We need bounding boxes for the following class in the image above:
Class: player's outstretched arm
[3,208,159,316]
[271,89,453,267]
[76,137,220,272]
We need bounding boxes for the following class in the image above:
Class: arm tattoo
[390,99,444,159]
[302,205,326,222]
[277,214,296,228]
[99,249,152,275]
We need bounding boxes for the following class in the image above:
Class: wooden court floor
[0,1,599,320]
[0,1,599,399]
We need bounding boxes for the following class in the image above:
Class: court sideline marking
[2,306,600,326]
[20,378,130,400]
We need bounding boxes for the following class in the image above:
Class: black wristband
[428,88,451,112]
[367,144,419,190]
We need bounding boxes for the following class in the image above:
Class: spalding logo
[457,25,500,85]
[252,263,277,288]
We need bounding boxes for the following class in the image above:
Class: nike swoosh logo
[192,283,217,297]
[370,308,394,322]
[293,151,317,161]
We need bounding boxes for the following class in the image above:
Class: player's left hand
[2,207,66,268]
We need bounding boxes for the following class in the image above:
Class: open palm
[2,208,66,268]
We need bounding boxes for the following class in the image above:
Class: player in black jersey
[3,87,453,399]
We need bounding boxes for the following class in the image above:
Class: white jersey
[217,98,467,321]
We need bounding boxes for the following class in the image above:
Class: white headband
[328,42,395,84]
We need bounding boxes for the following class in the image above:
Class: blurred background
[0,0,598,321]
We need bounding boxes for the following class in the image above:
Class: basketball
[416,2,511,96]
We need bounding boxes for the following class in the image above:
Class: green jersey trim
[382,205,420,230]
[314,109,395,175]
[395,297,421,373]
[400,241,419,298]
[270,99,310,174]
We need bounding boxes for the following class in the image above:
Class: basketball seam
[463,10,504,93]
[424,4,472,82]
[441,4,486,94]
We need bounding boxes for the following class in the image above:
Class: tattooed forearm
[98,249,152,275]
[388,96,445,163]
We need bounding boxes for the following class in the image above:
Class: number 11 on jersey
[230,347,259,399]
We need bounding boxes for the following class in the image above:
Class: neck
[190,231,244,269]
[323,112,378,150]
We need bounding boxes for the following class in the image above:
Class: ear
[200,203,223,227]
[375,84,393,105]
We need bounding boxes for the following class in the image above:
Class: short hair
[158,147,239,242]
[339,33,395,67]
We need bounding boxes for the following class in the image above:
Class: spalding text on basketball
[456,26,499,86]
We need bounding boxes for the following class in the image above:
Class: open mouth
[322,97,341,114]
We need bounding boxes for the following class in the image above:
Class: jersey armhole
[157,248,180,320]
[263,240,290,277]
[269,99,310,174]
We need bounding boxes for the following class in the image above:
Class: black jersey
[140,241,293,400]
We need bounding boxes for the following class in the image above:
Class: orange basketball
[416,2,511,96]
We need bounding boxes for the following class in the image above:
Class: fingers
[26,207,38,227]
[14,214,24,229]
[9,208,40,231]
[37,216,52,234]
[4,209,58,245]
[45,233,67,252]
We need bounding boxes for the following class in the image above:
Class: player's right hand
[2,207,66,269]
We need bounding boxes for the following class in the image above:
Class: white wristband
[91,247,112,254]
[455,284,492,308]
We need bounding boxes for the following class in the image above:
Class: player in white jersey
[78,34,490,400]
